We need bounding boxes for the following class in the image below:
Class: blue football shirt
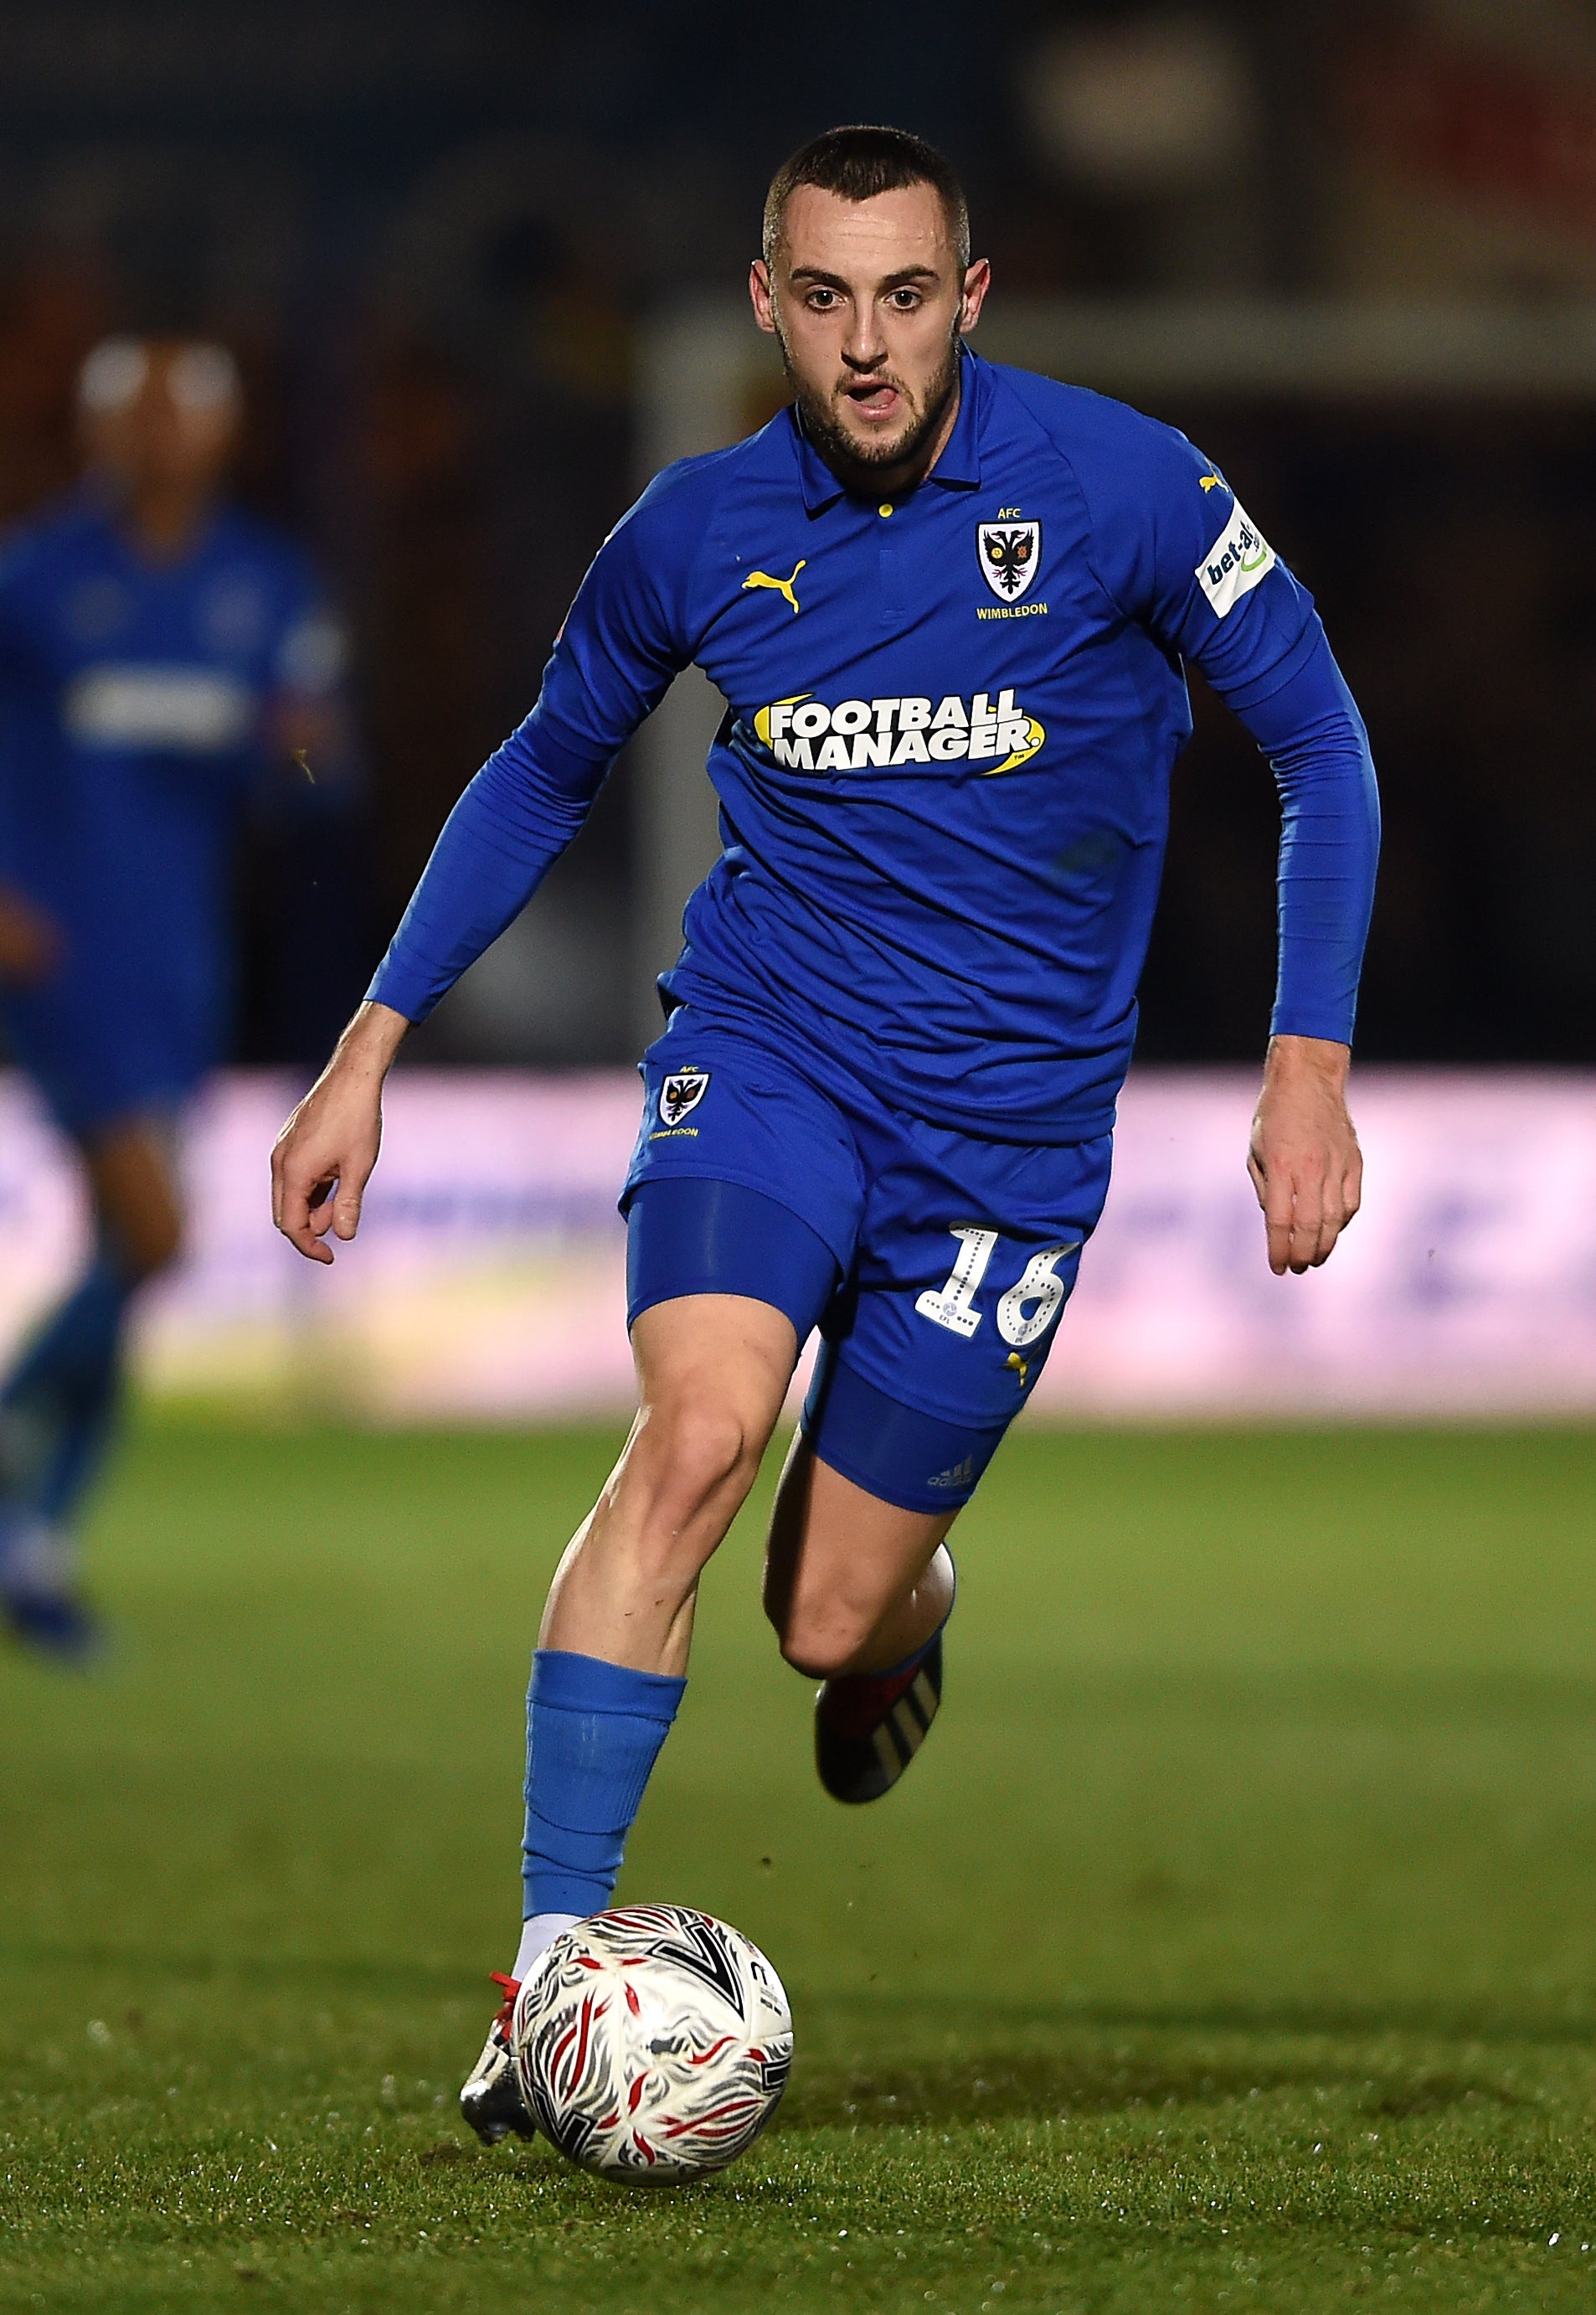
[372,348,1378,1142]
[0,491,344,1131]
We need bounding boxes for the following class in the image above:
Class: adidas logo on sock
[926,1455,976,1490]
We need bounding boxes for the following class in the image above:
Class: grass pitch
[3,1422,1596,2312]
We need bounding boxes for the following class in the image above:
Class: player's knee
[114,1203,183,1281]
[772,1594,876,1682]
[86,1129,184,1281]
[148,1207,183,1276]
[631,1398,760,1542]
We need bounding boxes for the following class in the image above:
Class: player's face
[751,183,989,487]
[83,343,240,503]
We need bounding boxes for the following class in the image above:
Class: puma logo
[1200,472,1224,492]
[1007,1350,1031,1389]
[742,559,806,614]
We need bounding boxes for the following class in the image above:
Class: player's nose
[839,333,888,373]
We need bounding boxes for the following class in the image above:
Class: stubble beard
[781,323,963,485]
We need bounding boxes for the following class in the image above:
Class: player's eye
[805,289,839,310]
[888,290,923,311]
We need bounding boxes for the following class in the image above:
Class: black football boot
[814,1628,943,1805]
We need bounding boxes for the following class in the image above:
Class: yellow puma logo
[1007,1350,1031,1389]
[1199,472,1224,492]
[743,559,806,614]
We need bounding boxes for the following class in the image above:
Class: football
[512,1905,793,2184]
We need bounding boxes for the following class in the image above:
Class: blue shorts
[0,987,204,1140]
[621,1006,1114,1514]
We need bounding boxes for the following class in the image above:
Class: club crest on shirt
[977,519,1041,601]
[659,1068,710,1126]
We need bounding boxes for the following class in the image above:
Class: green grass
[4,1421,1596,2312]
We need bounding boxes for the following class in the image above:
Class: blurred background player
[0,335,357,1656]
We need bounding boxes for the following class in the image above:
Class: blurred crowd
[0,0,1593,1069]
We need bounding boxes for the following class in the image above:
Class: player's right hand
[270,1001,409,1263]
[0,885,64,985]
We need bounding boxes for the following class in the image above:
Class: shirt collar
[790,343,985,514]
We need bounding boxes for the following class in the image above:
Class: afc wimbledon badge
[977,519,1042,602]
[659,1068,710,1126]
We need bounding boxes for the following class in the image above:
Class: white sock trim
[512,1911,583,1982]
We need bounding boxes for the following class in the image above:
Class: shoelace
[488,1969,521,2035]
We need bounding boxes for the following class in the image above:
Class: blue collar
[790,345,986,514]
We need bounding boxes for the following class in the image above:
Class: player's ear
[749,260,778,337]
[959,258,991,335]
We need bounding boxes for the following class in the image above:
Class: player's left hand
[1247,1034,1362,1276]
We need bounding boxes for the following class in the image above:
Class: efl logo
[1197,500,1275,617]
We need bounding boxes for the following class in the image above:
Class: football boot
[815,1627,943,1805]
[3,1585,101,1663]
[0,1512,100,1664]
[459,1972,537,2146]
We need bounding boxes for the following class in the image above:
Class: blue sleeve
[1076,409,1325,703]
[1076,409,1378,1045]
[368,471,700,1023]
[1227,624,1380,1047]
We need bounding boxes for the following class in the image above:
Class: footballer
[0,338,354,1653]
[270,126,1379,2140]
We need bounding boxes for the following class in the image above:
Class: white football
[512,1904,793,2183]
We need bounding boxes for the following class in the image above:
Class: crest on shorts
[977,519,1042,601]
[659,1067,710,1126]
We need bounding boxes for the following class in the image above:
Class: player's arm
[1189,561,1378,1278]
[1082,427,1379,1277]
[1226,632,1377,1277]
[272,477,701,1262]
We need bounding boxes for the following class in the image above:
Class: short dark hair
[763,125,970,271]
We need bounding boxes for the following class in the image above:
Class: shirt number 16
[915,1226,1080,1347]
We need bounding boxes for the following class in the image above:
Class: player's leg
[466,1286,842,2147]
[764,1435,955,1680]
[761,1372,985,1804]
[461,1290,809,2147]
[461,1018,859,2142]
[536,1292,798,1676]
[511,1289,797,1964]
[0,1115,181,1654]
[767,1121,1117,1802]
[514,1172,839,1977]
[764,1432,958,1805]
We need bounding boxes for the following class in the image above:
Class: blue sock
[0,1258,134,1528]
[523,1649,686,1920]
